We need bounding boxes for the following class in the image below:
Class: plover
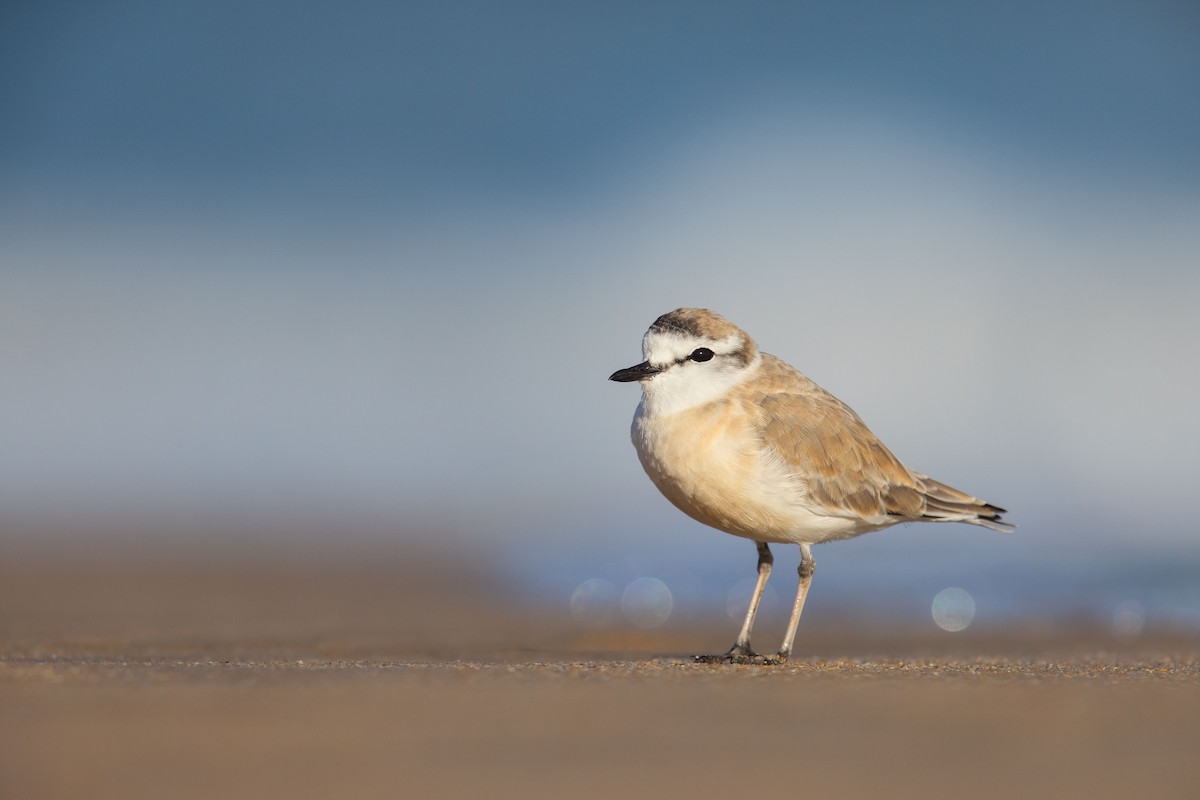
[610,308,1011,664]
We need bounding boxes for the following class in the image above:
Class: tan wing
[746,355,1011,530]
[754,389,925,523]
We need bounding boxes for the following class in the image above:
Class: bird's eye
[690,348,715,363]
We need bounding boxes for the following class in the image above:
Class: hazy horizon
[3,2,1199,634]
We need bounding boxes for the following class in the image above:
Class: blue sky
[3,2,1199,623]
[5,1,1199,210]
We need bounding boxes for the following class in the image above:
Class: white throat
[640,350,761,417]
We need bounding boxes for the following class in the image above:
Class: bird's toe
[693,646,785,666]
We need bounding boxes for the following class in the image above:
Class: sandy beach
[3,550,1198,800]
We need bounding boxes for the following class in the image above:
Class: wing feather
[748,359,922,524]
[745,355,1011,531]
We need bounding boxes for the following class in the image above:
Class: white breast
[631,396,874,545]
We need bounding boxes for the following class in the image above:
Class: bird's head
[609,308,760,414]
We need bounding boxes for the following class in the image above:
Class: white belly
[631,400,883,545]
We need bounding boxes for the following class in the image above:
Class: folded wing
[751,368,1011,532]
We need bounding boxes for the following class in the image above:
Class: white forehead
[643,329,744,365]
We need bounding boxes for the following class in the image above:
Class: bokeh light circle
[570,578,620,627]
[1111,599,1145,642]
[931,587,976,632]
[621,577,673,629]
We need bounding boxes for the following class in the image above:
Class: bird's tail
[915,474,1014,532]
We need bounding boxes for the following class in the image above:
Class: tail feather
[915,474,1014,533]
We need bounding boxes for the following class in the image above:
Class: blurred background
[3,0,1199,645]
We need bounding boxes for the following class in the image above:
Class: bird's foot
[694,645,789,666]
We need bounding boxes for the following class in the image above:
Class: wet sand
[2,551,1198,799]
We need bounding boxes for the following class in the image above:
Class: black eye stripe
[669,347,717,367]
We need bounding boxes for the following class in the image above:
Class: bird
[609,308,1011,664]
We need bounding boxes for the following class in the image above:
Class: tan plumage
[610,307,1012,664]
[748,354,1009,532]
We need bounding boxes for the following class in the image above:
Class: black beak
[609,361,663,382]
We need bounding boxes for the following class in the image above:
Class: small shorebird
[610,308,1011,664]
